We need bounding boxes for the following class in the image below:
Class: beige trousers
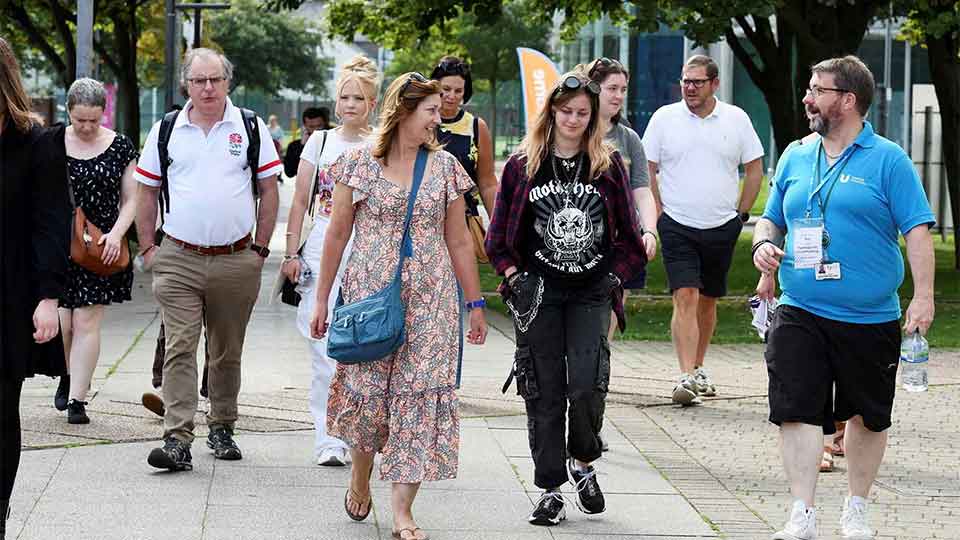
[152,240,262,443]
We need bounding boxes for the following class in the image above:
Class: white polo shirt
[642,99,764,229]
[135,97,282,246]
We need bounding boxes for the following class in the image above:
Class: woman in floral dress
[310,73,487,540]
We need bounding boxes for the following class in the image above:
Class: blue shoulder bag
[327,148,428,364]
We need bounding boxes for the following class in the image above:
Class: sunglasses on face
[398,72,429,101]
[555,75,601,98]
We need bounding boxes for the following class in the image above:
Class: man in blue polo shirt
[752,55,935,540]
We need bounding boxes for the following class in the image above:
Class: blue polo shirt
[762,122,935,323]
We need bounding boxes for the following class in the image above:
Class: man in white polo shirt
[134,48,281,471]
[642,55,764,406]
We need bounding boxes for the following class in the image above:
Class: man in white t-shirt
[133,48,281,471]
[642,55,764,406]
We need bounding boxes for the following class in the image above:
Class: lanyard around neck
[806,140,855,219]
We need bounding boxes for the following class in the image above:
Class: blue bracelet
[465,298,486,310]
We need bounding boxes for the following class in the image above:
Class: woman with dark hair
[430,57,497,230]
[0,36,72,539]
[310,73,487,540]
[485,72,646,527]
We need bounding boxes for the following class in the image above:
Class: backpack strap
[240,108,261,196]
[157,109,180,215]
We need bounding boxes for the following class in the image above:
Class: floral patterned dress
[325,146,472,483]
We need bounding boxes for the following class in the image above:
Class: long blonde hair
[334,55,381,124]
[0,37,36,133]
[516,71,612,181]
[373,73,442,165]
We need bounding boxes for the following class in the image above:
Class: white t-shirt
[642,99,764,229]
[135,98,282,245]
[300,128,369,219]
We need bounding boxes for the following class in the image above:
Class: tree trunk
[115,0,141,145]
[489,75,498,156]
[926,33,960,268]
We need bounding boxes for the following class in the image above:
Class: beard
[807,100,841,135]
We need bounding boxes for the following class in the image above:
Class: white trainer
[671,373,700,406]
[317,447,348,467]
[693,367,717,396]
[840,496,875,539]
[772,500,817,540]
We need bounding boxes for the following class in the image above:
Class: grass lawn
[480,234,959,347]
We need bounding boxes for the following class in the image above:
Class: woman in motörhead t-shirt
[485,72,646,528]
[281,55,381,468]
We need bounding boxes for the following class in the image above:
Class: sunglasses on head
[588,57,623,78]
[398,72,429,100]
[437,60,469,76]
[554,75,601,97]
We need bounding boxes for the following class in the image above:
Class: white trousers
[297,217,352,455]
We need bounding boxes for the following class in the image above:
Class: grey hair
[180,48,234,89]
[67,78,107,111]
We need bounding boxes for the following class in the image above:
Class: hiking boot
[207,426,242,460]
[693,366,717,396]
[141,392,165,417]
[66,399,89,424]
[147,437,193,471]
[840,496,875,539]
[772,500,817,540]
[528,490,565,526]
[566,457,605,514]
[54,375,70,411]
[671,373,700,406]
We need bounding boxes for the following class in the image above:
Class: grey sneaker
[772,500,817,540]
[840,496,875,539]
[693,367,717,397]
[671,373,700,406]
[147,437,193,471]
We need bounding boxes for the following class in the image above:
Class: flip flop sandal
[819,448,835,473]
[344,488,372,521]
[392,527,429,540]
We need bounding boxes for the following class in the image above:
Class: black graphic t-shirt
[524,153,610,282]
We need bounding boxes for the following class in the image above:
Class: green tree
[207,0,331,97]
[902,0,960,268]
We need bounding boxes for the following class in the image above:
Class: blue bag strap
[394,148,428,279]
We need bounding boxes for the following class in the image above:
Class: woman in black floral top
[54,78,138,425]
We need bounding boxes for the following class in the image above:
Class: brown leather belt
[166,233,252,255]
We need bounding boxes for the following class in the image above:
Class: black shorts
[765,305,901,433]
[658,212,741,297]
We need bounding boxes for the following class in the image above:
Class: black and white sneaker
[528,490,566,526]
[567,457,605,514]
[147,437,193,471]
[207,426,242,460]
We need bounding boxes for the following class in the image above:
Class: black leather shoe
[54,375,70,411]
[147,437,193,471]
[66,399,89,424]
[207,426,242,460]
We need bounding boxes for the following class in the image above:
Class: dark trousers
[0,377,24,502]
[512,275,612,490]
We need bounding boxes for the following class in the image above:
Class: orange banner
[517,47,560,135]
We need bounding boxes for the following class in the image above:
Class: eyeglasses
[805,86,849,98]
[436,60,469,76]
[679,77,715,89]
[554,75,601,98]
[588,57,623,78]
[398,72,429,101]
[186,76,227,88]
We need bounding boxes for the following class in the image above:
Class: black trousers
[0,377,24,502]
[510,273,613,490]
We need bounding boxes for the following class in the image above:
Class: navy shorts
[658,213,741,297]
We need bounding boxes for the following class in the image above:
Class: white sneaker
[772,500,817,540]
[671,373,701,406]
[693,367,717,396]
[317,447,348,467]
[840,496,875,539]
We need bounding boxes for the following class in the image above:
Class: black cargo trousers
[506,270,614,490]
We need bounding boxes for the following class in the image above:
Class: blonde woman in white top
[281,56,381,466]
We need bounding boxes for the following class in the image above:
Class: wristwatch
[739,211,750,224]
[465,298,486,310]
[251,244,270,257]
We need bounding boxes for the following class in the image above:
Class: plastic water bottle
[900,330,929,392]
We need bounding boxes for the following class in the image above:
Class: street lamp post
[163,0,230,111]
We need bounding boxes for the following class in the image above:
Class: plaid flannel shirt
[485,151,647,331]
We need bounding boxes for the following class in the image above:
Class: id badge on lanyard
[793,142,853,278]
[791,217,824,269]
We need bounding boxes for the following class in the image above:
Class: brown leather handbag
[70,207,130,276]
[467,214,489,264]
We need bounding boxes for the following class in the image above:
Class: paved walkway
[9,181,959,539]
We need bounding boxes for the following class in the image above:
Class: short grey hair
[67,78,106,111]
[180,48,234,89]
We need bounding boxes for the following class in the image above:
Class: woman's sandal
[819,447,835,472]
[392,527,429,540]
[344,461,375,521]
